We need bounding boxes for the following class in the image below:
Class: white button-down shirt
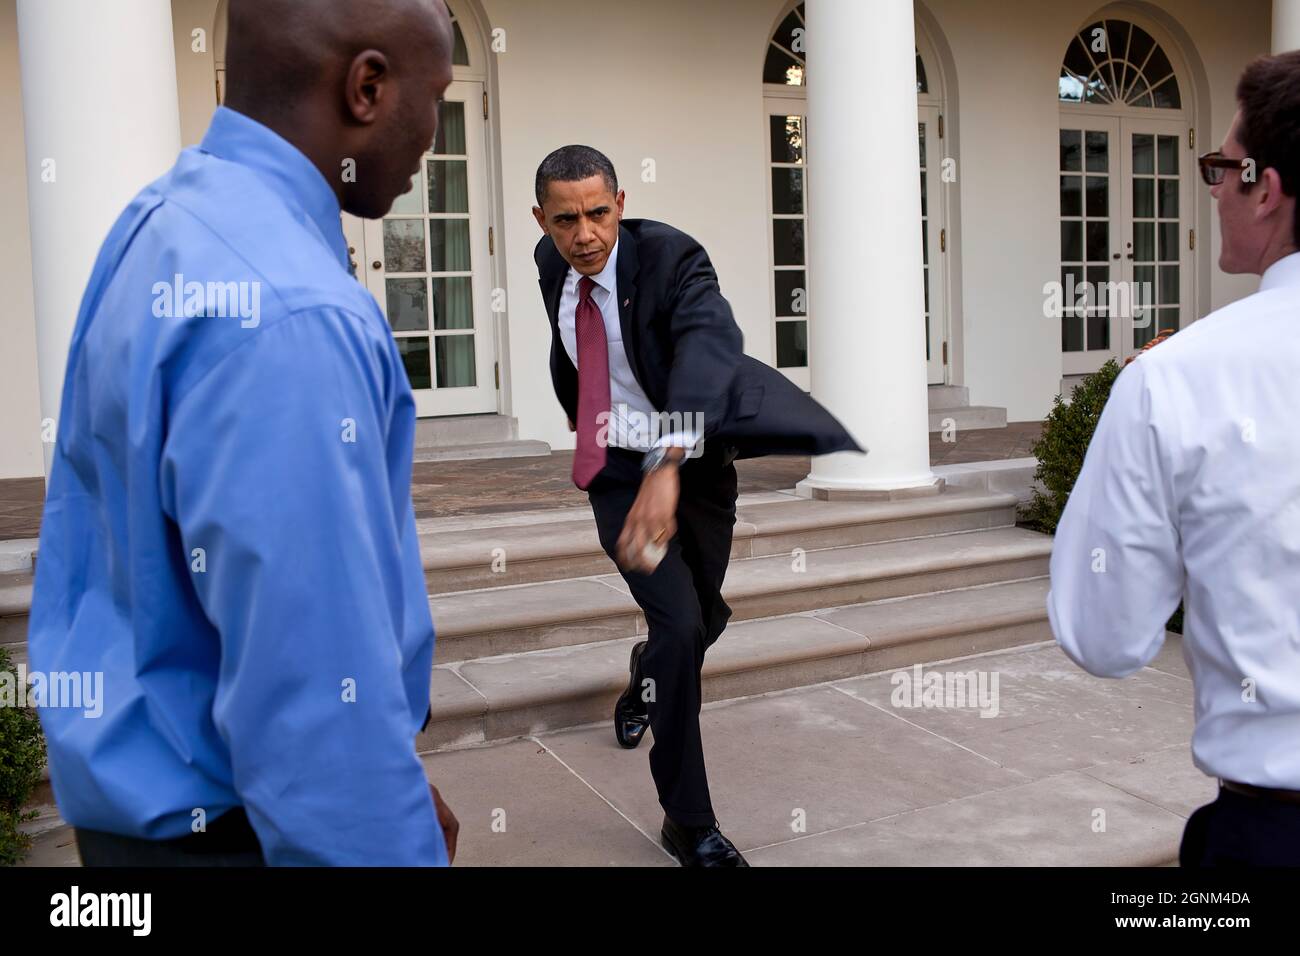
[558,240,698,453]
[1048,251,1300,789]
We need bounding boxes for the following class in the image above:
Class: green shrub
[0,644,46,866]
[1021,359,1121,536]
[1021,357,1182,634]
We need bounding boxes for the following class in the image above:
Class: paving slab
[537,684,1025,853]
[419,739,670,867]
[747,770,1187,866]
[833,644,1196,778]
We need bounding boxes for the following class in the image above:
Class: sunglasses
[1198,151,1251,186]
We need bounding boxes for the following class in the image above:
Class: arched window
[1057,17,1192,377]
[1059,20,1181,109]
[762,2,947,386]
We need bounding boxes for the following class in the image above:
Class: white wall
[0,0,42,479]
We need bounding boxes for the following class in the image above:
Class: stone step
[419,487,1020,594]
[927,384,970,408]
[416,577,1053,752]
[412,439,552,463]
[0,489,1022,644]
[928,405,1008,433]
[429,525,1052,662]
[414,414,517,447]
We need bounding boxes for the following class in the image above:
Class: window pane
[774,270,806,317]
[1060,175,1082,217]
[427,159,469,213]
[431,277,474,330]
[773,219,805,265]
[763,46,804,86]
[1134,221,1155,261]
[451,20,470,66]
[429,219,471,272]
[390,175,423,215]
[776,320,808,368]
[1152,76,1181,109]
[433,101,467,155]
[770,115,805,164]
[1061,221,1083,261]
[435,334,476,388]
[1087,312,1109,351]
[1132,134,1154,175]
[385,278,427,332]
[771,167,804,214]
[1086,220,1109,261]
[383,219,426,273]
[1157,135,1179,175]
[1159,221,1179,260]
[1158,179,1179,219]
[1085,130,1109,172]
[1133,178,1155,218]
[1085,175,1108,217]
[1060,129,1082,172]
[1157,306,1180,334]
[1063,313,1085,351]
[1159,265,1179,304]
[396,337,432,390]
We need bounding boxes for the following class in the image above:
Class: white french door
[361,80,496,416]
[1058,111,1191,375]
[919,105,947,384]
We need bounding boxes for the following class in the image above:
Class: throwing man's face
[532,175,625,276]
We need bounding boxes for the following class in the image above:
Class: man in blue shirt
[29,0,459,865]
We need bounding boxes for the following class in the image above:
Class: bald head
[224,0,454,218]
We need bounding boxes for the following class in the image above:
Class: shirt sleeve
[159,308,446,866]
[1047,358,1185,678]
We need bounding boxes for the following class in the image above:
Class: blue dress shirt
[29,106,448,865]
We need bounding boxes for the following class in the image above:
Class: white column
[797,0,938,499]
[18,0,182,476]
[1275,0,1300,52]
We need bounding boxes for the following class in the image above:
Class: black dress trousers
[1180,786,1300,866]
[586,442,738,827]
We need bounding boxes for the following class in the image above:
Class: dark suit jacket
[534,219,864,460]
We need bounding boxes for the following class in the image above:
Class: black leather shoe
[660,815,750,867]
[614,641,650,749]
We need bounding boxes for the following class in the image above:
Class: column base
[795,476,946,501]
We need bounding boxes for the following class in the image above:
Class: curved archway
[760,2,955,387]
[1056,8,1202,375]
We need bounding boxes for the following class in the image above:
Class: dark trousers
[75,807,265,867]
[587,443,738,827]
[1180,786,1300,866]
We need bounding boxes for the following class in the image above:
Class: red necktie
[572,275,610,489]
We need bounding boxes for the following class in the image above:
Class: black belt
[1220,779,1300,805]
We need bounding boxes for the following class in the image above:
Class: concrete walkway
[19,633,1212,867]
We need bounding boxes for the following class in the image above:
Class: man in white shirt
[1048,51,1300,866]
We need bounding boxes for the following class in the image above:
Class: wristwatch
[641,444,683,476]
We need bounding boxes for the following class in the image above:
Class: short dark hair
[534,145,619,208]
[1235,51,1300,248]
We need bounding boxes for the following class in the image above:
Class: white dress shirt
[558,240,698,453]
[1048,251,1300,789]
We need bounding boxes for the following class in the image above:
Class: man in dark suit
[532,145,861,866]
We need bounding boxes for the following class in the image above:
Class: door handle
[372,260,383,270]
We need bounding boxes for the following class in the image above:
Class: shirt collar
[569,240,619,296]
[199,106,350,272]
[1260,251,1300,293]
